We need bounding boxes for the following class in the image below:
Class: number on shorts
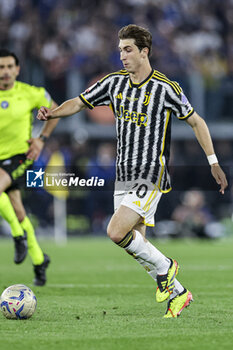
[136,184,148,199]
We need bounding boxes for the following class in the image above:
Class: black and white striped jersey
[80,69,194,192]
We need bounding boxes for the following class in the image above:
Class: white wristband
[207,154,218,165]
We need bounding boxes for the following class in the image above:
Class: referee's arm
[27,100,59,161]
[38,100,59,138]
[185,111,228,194]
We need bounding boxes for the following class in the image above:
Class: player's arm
[185,111,228,194]
[37,96,87,121]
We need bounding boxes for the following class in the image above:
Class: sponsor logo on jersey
[117,105,147,127]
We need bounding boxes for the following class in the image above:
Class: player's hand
[26,138,44,161]
[211,164,228,194]
[37,106,52,121]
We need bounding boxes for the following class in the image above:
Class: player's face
[119,39,146,73]
[0,56,20,89]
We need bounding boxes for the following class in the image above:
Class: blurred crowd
[1,0,233,118]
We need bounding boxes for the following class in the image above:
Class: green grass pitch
[0,237,233,350]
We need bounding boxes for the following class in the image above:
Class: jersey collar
[128,69,154,89]
[0,81,17,93]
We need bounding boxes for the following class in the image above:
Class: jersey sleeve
[28,85,52,109]
[164,85,194,120]
[79,76,111,110]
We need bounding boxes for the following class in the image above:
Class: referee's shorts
[0,154,33,192]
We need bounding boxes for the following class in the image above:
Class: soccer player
[0,49,59,286]
[37,25,228,316]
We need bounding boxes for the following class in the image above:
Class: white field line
[45,281,233,289]
[45,283,149,289]
[104,264,232,271]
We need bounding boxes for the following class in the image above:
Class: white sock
[127,231,185,294]
[126,230,170,274]
[170,280,185,299]
[135,257,158,280]
[135,257,184,296]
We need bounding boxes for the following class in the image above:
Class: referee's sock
[20,216,44,265]
[0,192,24,237]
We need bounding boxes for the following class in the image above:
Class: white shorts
[114,179,162,226]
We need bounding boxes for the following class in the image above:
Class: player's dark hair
[0,49,19,66]
[118,24,152,56]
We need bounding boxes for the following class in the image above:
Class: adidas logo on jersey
[115,93,123,99]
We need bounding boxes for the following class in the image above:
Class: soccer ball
[0,284,37,320]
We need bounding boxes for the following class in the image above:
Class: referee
[0,49,59,286]
[37,25,227,316]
